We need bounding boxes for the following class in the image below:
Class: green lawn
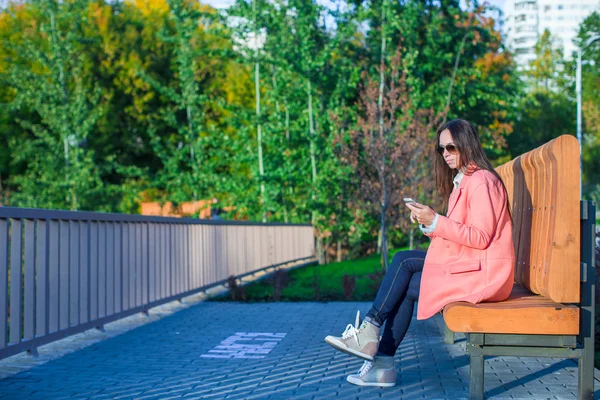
[212,245,428,302]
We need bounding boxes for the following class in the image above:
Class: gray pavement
[0,300,599,399]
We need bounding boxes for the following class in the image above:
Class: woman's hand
[406,202,437,226]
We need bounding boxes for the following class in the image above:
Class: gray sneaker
[324,311,380,361]
[346,356,396,387]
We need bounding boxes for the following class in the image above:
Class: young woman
[324,119,515,387]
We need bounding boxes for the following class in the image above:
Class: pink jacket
[416,169,515,320]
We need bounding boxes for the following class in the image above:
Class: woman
[324,119,514,387]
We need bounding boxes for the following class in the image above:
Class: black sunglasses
[436,144,458,155]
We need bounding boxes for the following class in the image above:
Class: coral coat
[416,169,515,320]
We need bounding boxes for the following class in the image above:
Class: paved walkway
[0,300,599,399]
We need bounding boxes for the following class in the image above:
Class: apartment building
[503,0,600,67]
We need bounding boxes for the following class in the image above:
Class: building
[503,0,600,67]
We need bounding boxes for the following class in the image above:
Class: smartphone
[403,197,417,205]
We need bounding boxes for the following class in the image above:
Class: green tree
[4,0,105,210]
[507,29,574,162]
[574,12,600,198]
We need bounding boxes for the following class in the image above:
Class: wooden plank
[59,220,69,331]
[160,224,165,299]
[173,225,180,295]
[48,221,60,332]
[538,143,554,296]
[69,221,79,326]
[128,223,135,309]
[0,219,8,348]
[89,222,98,321]
[121,224,129,310]
[548,136,580,302]
[148,224,155,303]
[444,300,579,335]
[79,222,89,324]
[35,220,48,337]
[23,219,35,340]
[135,223,142,307]
[106,223,114,316]
[98,222,106,318]
[113,223,122,314]
[141,223,147,304]
[10,219,22,344]
[528,147,543,294]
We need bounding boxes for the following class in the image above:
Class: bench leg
[578,352,594,400]
[469,353,485,400]
[578,201,595,400]
[578,304,595,399]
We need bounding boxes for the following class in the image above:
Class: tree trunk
[378,0,387,138]
[307,79,322,264]
[376,0,388,258]
[186,104,198,202]
[253,0,266,223]
[444,31,468,124]
[272,67,288,223]
[316,236,324,265]
[285,101,293,219]
[381,202,388,271]
[337,239,342,262]
[409,224,415,250]
[50,9,75,210]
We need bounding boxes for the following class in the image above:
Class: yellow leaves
[88,2,112,37]
[485,112,514,150]
[474,52,511,79]
[223,62,253,107]
[129,0,169,17]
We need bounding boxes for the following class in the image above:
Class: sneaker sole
[324,336,375,361]
[346,375,395,387]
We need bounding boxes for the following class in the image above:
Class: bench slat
[444,285,579,335]
[495,135,580,303]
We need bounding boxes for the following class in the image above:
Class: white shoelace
[340,311,362,344]
[357,360,374,377]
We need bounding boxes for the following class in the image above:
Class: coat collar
[446,170,475,216]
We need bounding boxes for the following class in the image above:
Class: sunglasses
[436,144,458,155]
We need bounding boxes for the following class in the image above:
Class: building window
[544,5,551,12]
[558,4,563,10]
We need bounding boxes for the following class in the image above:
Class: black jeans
[366,250,426,357]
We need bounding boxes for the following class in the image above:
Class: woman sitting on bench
[324,118,515,387]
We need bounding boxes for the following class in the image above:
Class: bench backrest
[495,134,580,303]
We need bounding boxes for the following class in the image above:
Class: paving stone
[0,302,598,399]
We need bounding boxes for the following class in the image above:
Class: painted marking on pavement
[201,332,287,359]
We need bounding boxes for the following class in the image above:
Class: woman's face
[439,129,460,170]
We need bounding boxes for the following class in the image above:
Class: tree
[574,12,600,197]
[4,0,105,210]
[336,50,443,270]
[507,29,574,162]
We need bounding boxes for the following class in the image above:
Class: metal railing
[0,207,315,360]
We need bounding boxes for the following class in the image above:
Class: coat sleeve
[433,182,504,250]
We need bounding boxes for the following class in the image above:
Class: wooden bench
[443,135,596,400]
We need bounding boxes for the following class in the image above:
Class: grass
[212,245,429,302]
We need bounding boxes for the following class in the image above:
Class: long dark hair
[434,119,508,211]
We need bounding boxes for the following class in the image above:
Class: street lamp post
[576,34,600,196]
